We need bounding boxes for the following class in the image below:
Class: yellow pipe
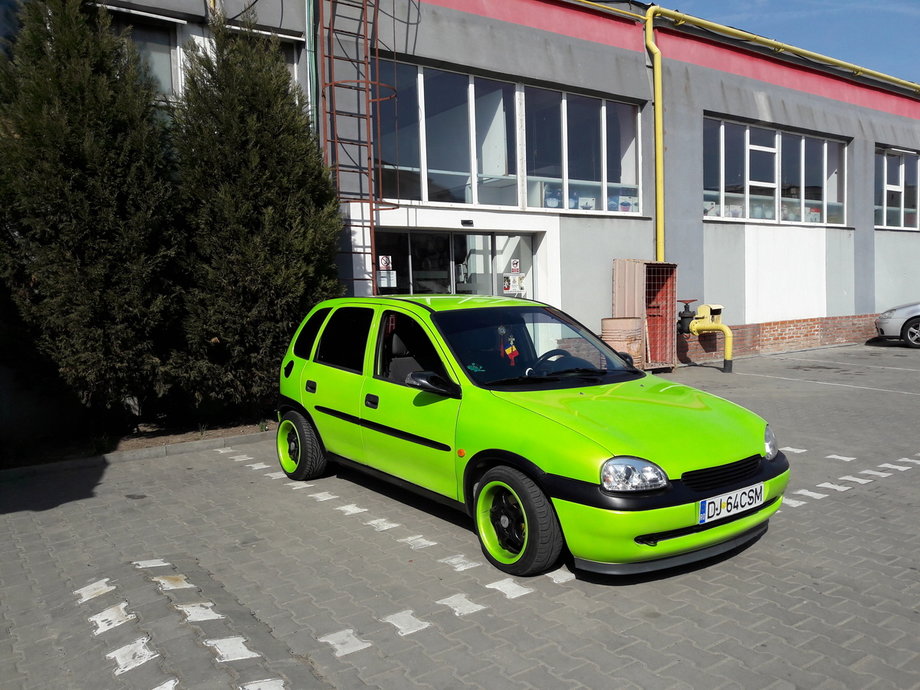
[688,321,734,373]
[644,6,666,262]
[648,7,920,95]
[558,0,646,21]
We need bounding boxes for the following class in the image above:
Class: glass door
[409,233,453,293]
[495,235,532,297]
[453,234,493,294]
[375,231,533,297]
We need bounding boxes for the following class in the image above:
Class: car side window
[293,307,331,359]
[315,307,374,373]
[376,311,448,385]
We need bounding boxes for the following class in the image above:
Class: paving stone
[3,384,920,690]
[414,666,479,689]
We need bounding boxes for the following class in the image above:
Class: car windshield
[433,306,641,389]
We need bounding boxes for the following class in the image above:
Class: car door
[360,309,462,499]
[304,305,374,463]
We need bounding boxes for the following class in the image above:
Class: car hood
[490,374,765,475]
[884,302,920,314]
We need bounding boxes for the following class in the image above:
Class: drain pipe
[644,5,666,262]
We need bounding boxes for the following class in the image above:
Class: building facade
[41,0,920,362]
[322,0,920,363]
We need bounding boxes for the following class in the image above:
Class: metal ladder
[317,0,396,294]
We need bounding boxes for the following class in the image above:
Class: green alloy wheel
[474,466,563,576]
[276,410,326,480]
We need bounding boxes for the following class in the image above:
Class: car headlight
[601,457,669,492]
[764,425,779,460]
[879,309,894,319]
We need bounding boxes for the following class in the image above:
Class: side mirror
[617,351,635,368]
[406,371,462,399]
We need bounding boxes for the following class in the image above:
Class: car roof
[321,294,547,313]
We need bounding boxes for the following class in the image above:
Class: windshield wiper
[486,374,560,386]
[554,367,608,377]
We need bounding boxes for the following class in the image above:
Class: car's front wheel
[276,410,326,480]
[901,317,920,348]
[473,466,563,576]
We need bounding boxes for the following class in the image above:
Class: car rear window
[293,307,331,359]
[315,307,374,373]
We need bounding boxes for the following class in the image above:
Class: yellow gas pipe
[688,304,733,372]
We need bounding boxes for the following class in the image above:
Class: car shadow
[0,458,108,514]
[328,462,472,530]
[864,337,908,349]
[324,459,767,585]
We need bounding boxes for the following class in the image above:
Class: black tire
[276,410,326,480]
[473,466,564,576]
[901,317,920,348]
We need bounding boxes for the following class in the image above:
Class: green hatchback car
[276,295,790,576]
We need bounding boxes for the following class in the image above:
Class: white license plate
[698,483,764,524]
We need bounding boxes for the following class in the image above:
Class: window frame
[314,307,375,374]
[703,117,847,226]
[107,8,183,99]
[374,310,449,385]
[875,147,920,230]
[373,59,641,214]
[293,307,331,360]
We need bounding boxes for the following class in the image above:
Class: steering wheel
[533,348,572,369]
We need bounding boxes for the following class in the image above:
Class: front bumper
[553,468,790,574]
[875,317,900,338]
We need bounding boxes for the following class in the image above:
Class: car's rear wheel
[901,317,920,348]
[473,466,563,576]
[276,410,326,480]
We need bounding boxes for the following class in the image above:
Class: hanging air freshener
[503,333,519,366]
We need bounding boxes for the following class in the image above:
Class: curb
[0,430,274,481]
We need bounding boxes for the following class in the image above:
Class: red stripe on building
[421,0,920,119]
[658,30,920,119]
[420,0,645,53]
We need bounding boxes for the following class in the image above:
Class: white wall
[744,225,827,323]
[874,232,920,310]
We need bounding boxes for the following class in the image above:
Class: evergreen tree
[172,11,342,415]
[0,0,178,419]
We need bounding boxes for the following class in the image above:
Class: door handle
[364,394,379,409]
[305,380,317,394]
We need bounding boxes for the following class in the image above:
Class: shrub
[170,12,343,417]
[0,0,178,422]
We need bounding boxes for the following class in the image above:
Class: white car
[875,302,920,348]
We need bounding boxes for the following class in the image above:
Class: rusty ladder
[317,0,395,294]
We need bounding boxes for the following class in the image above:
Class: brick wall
[675,314,880,366]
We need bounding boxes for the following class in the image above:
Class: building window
[524,86,563,208]
[424,68,471,203]
[474,77,517,206]
[111,15,177,96]
[566,94,601,209]
[607,101,639,212]
[279,42,298,83]
[875,147,919,229]
[373,59,639,212]
[375,60,422,200]
[703,117,845,225]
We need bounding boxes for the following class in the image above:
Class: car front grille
[681,455,761,492]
